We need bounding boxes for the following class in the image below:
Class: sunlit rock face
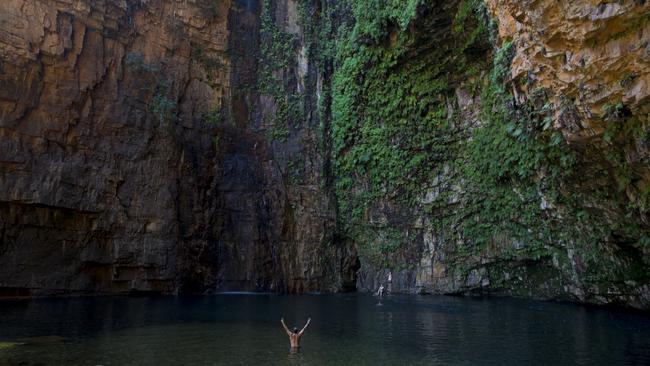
[481,0,650,307]
[486,0,650,140]
[0,0,355,296]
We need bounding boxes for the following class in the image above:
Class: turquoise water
[0,294,649,365]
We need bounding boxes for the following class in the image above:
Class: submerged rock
[17,336,65,345]
[0,342,25,350]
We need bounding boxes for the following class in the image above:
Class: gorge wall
[0,0,355,296]
[339,0,650,309]
[0,0,649,309]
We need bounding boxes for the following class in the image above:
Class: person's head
[292,327,299,334]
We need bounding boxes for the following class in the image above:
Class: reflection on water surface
[0,294,649,365]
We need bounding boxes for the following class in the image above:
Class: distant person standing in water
[281,317,311,349]
[376,284,385,298]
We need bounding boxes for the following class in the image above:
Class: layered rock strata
[0,0,354,296]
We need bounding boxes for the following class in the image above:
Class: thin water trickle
[0,294,649,366]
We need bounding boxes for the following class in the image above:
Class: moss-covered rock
[329,0,650,309]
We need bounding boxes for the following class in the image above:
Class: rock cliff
[0,0,649,309]
[331,0,650,309]
[0,0,355,296]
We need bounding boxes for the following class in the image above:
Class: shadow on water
[0,294,649,365]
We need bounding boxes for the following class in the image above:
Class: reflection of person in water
[387,271,392,294]
[281,317,311,350]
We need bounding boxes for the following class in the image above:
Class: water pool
[0,294,649,365]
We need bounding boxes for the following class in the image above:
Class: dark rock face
[0,0,356,296]
[212,0,352,293]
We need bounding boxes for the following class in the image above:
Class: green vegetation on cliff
[330,0,494,263]
[259,0,304,140]
[325,0,649,297]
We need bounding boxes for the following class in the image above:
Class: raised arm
[298,318,311,336]
[281,318,292,336]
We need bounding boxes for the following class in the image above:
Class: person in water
[281,317,311,349]
[376,284,385,298]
